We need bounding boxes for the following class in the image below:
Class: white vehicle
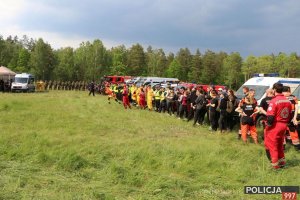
[143,77,179,86]
[11,73,35,92]
[292,84,300,119]
[126,77,142,84]
[236,76,300,104]
[134,77,147,86]
[236,75,300,128]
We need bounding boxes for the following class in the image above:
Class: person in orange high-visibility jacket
[122,84,131,109]
[106,83,120,104]
[235,93,260,144]
[265,83,292,169]
[146,85,154,111]
[105,85,114,104]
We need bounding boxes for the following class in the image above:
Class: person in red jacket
[122,84,131,109]
[139,87,146,109]
[265,83,292,169]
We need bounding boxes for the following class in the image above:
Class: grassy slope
[0,91,299,200]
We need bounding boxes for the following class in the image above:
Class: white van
[236,76,300,128]
[236,76,300,104]
[11,73,35,92]
[143,77,179,86]
[126,77,144,85]
[291,84,300,119]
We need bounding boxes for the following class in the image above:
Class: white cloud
[0,0,26,24]
[1,25,123,50]
[1,0,300,56]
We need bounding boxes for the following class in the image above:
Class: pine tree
[187,49,202,83]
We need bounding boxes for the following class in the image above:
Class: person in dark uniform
[0,79,4,92]
[218,92,229,133]
[193,89,207,125]
[259,88,274,141]
[226,89,239,131]
[207,90,219,132]
[44,80,48,90]
[187,87,198,122]
[88,81,95,96]
[48,80,53,90]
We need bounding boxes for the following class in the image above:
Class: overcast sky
[1,0,300,56]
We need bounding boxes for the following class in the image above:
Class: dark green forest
[1,35,300,89]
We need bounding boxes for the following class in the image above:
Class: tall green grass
[0,91,299,199]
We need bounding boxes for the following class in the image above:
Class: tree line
[1,35,300,89]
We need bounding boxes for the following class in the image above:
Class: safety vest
[154,90,161,100]
[160,92,166,101]
[131,86,137,95]
[113,86,118,93]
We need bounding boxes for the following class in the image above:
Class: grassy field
[0,91,299,200]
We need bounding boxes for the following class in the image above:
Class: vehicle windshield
[105,77,113,82]
[292,85,300,99]
[135,78,146,85]
[236,85,269,100]
[15,77,28,84]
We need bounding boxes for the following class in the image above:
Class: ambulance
[236,73,300,128]
[291,84,300,128]
[236,74,300,104]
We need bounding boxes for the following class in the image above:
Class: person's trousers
[265,122,287,168]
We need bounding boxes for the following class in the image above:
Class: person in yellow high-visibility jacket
[154,86,161,111]
[160,87,167,113]
[146,85,154,111]
[130,84,137,105]
[136,86,142,107]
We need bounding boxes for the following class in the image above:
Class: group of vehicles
[103,75,225,91]
[103,75,180,88]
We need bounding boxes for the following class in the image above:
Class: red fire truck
[104,76,132,84]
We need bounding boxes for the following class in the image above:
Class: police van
[11,73,35,92]
[236,73,300,128]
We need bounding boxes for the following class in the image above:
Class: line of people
[104,83,241,133]
[103,82,299,169]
